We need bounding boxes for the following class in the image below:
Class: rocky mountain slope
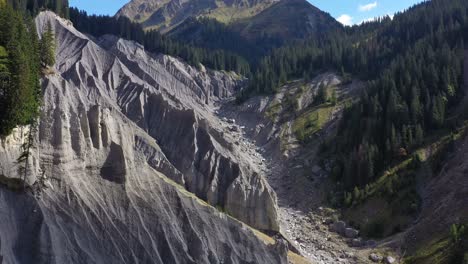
[401,51,468,258]
[0,11,292,263]
[231,0,341,41]
[216,74,377,263]
[166,0,341,58]
[117,0,340,56]
[116,0,279,32]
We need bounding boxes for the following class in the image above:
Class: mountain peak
[116,0,280,32]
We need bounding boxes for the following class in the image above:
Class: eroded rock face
[0,126,39,189]
[96,34,279,232]
[0,11,284,264]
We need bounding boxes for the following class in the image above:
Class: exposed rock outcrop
[0,11,284,264]
[0,126,39,189]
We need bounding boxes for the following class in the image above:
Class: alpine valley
[0,0,467,264]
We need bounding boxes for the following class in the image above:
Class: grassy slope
[405,236,454,264]
[233,0,340,40]
[342,122,468,241]
[293,103,334,142]
[140,0,276,31]
[202,1,274,24]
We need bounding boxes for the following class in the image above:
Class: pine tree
[0,3,41,135]
[415,124,424,145]
[39,21,55,68]
[316,82,327,105]
[330,88,337,105]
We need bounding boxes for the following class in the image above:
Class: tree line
[239,0,468,191]
[330,0,468,190]
[0,1,40,136]
[0,0,58,136]
[69,8,251,75]
[6,0,69,18]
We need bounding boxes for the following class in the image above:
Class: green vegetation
[341,123,467,206]
[168,17,263,63]
[405,223,468,264]
[265,101,281,121]
[166,0,340,64]
[311,0,468,191]
[242,0,468,190]
[39,21,55,67]
[0,0,69,136]
[202,0,274,24]
[6,0,70,18]
[294,103,334,142]
[340,124,467,240]
[0,3,41,136]
[69,8,251,75]
[406,237,453,264]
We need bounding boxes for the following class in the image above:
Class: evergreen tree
[330,88,337,105]
[0,2,41,135]
[316,82,328,105]
[39,21,55,67]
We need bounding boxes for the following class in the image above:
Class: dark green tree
[39,21,55,67]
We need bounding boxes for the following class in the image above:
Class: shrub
[364,219,386,238]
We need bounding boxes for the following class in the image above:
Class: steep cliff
[0,11,285,264]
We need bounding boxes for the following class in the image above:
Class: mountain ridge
[0,11,291,263]
[116,0,280,32]
[164,0,341,60]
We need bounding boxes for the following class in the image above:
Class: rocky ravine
[217,76,375,263]
[0,11,287,264]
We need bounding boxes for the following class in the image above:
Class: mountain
[0,11,299,263]
[232,0,340,41]
[1,0,468,263]
[116,0,279,33]
[166,0,341,60]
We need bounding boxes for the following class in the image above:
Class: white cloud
[359,2,378,12]
[337,14,353,26]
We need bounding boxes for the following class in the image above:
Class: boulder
[229,125,240,132]
[385,256,396,264]
[367,240,377,248]
[351,238,363,247]
[369,253,383,263]
[344,227,359,238]
[330,221,346,234]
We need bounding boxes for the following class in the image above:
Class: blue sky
[69,0,128,15]
[308,0,426,25]
[70,0,426,25]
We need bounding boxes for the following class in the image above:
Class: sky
[69,0,426,25]
[69,0,128,16]
[308,0,426,25]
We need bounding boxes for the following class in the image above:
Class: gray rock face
[0,11,285,264]
[0,127,39,188]
[96,37,278,232]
